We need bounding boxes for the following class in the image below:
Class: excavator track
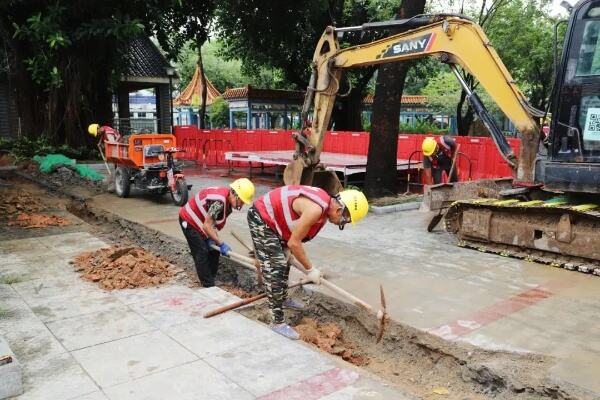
[445,199,600,275]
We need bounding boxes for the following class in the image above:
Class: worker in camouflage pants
[247,207,290,325]
[248,185,369,340]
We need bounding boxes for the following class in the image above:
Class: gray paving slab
[27,291,121,323]
[46,304,155,351]
[109,284,198,306]
[103,360,254,400]
[127,289,219,329]
[0,334,23,399]
[71,392,110,400]
[71,330,197,388]
[204,334,334,397]
[16,352,98,400]
[163,312,276,359]
[319,376,411,399]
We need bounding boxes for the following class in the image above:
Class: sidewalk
[0,231,409,399]
[89,167,600,396]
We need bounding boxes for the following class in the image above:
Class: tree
[214,0,403,131]
[145,2,217,129]
[1,2,148,146]
[0,1,215,146]
[364,0,427,198]
[208,96,229,128]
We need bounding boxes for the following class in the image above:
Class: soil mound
[71,246,175,290]
[8,213,70,228]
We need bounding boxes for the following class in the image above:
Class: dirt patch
[220,285,257,299]
[0,189,46,215]
[295,317,370,366]
[8,213,71,228]
[71,246,175,290]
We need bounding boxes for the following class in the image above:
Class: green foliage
[209,97,230,128]
[399,120,448,135]
[214,0,403,87]
[484,0,560,110]
[175,41,293,93]
[9,136,99,161]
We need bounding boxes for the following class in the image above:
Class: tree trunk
[331,89,364,131]
[456,89,474,136]
[198,43,207,129]
[364,0,426,198]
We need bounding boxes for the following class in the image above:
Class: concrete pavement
[90,166,600,397]
[0,229,410,399]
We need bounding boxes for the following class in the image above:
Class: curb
[370,201,421,215]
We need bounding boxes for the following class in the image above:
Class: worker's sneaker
[283,298,305,311]
[271,323,300,340]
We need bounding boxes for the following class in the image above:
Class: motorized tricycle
[88,124,190,206]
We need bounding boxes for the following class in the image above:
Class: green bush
[399,120,449,135]
[209,97,230,128]
[8,136,99,161]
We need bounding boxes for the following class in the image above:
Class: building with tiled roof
[116,37,179,134]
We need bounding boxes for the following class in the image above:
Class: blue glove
[219,242,231,256]
[206,239,216,248]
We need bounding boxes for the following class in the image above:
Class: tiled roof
[222,85,305,101]
[174,64,221,106]
[363,94,428,105]
[124,37,178,79]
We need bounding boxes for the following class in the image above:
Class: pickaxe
[227,231,389,344]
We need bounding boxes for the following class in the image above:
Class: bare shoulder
[292,196,324,217]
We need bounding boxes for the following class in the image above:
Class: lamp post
[165,66,175,133]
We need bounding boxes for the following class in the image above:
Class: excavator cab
[538,0,600,193]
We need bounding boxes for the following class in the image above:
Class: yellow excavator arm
[284,15,541,189]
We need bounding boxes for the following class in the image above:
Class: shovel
[427,144,460,232]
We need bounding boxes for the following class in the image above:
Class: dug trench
[3,175,588,400]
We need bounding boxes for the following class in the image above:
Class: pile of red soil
[8,213,70,228]
[295,317,370,366]
[71,246,175,290]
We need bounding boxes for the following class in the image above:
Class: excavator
[284,1,600,274]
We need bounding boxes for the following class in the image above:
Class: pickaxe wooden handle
[203,280,306,318]
[228,230,388,343]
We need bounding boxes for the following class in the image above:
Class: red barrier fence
[174,126,519,181]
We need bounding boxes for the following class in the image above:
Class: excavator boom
[284,15,540,189]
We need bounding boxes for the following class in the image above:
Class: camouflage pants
[247,206,290,324]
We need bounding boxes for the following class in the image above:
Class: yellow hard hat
[338,189,369,224]
[422,137,437,157]
[88,124,99,137]
[230,178,255,204]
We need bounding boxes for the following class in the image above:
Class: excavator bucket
[284,159,343,196]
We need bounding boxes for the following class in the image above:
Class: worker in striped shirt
[179,178,255,287]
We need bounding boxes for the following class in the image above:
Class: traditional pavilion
[174,65,221,126]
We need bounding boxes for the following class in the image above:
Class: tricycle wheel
[171,178,188,206]
[115,167,131,198]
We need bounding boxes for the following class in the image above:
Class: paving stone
[17,352,98,400]
[128,290,219,329]
[163,313,276,358]
[319,376,412,400]
[0,335,23,399]
[104,360,254,400]
[46,305,154,351]
[205,334,334,397]
[71,391,110,400]
[109,285,199,306]
[198,286,242,305]
[72,330,197,388]
[28,291,120,323]
[0,294,67,363]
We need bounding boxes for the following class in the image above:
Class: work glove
[306,267,322,285]
[219,242,231,257]
[206,239,216,249]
